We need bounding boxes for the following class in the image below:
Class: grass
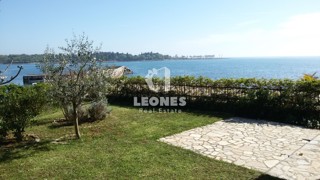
[0,106,273,179]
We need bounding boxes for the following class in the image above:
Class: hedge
[108,76,320,129]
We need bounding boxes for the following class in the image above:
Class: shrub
[88,101,108,121]
[78,106,89,122]
[0,84,48,141]
[63,105,89,122]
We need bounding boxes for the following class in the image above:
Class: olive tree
[41,34,107,139]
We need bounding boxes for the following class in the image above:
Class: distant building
[188,55,216,59]
[204,55,215,58]
[23,75,45,85]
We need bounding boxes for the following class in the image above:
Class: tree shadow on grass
[0,140,53,163]
[47,119,73,129]
[47,117,104,129]
[31,119,55,126]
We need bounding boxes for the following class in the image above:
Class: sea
[1,57,320,85]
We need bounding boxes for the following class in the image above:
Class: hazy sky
[1,0,320,57]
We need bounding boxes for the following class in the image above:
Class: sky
[0,0,320,57]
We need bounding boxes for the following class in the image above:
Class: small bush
[78,106,89,122]
[0,84,48,141]
[63,106,89,122]
[88,101,108,121]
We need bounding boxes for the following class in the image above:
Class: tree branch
[0,66,23,85]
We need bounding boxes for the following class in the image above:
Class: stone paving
[159,118,320,180]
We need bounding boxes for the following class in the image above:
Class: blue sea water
[1,57,320,85]
[109,57,320,79]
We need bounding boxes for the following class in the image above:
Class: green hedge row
[108,76,320,129]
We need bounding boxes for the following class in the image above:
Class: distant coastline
[0,52,224,64]
[106,57,228,63]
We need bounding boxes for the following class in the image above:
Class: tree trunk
[72,103,81,139]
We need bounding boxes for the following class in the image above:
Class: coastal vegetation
[96,52,172,61]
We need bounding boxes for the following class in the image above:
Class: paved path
[159,118,320,180]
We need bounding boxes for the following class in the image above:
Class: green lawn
[0,106,272,179]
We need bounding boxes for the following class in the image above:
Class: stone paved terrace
[159,118,320,180]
